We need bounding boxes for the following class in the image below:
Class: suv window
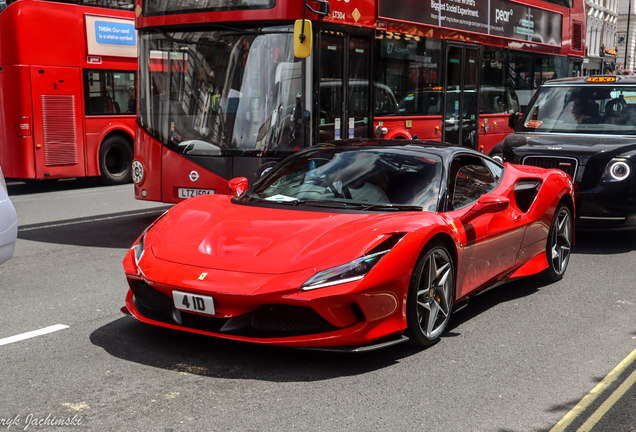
[519,84,636,135]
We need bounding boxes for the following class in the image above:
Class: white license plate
[178,188,215,199]
[173,291,215,315]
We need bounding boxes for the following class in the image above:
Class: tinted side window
[84,70,136,116]
[80,0,134,10]
[448,155,501,210]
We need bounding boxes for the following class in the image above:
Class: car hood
[502,133,636,162]
[150,195,425,274]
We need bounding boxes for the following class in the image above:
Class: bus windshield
[520,85,636,135]
[138,26,307,156]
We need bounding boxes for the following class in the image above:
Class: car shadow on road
[90,316,428,382]
[445,275,550,335]
[572,229,636,255]
[90,277,548,382]
[6,177,110,196]
[17,207,171,249]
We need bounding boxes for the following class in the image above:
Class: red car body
[122,142,574,350]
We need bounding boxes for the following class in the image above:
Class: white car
[0,165,17,264]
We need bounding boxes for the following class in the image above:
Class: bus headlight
[602,158,632,182]
[132,160,145,184]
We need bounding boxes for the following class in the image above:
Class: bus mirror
[294,20,313,59]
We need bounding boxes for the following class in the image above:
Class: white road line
[0,324,69,346]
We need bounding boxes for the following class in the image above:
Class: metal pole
[626,0,632,70]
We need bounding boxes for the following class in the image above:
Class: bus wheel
[257,161,279,178]
[99,136,133,185]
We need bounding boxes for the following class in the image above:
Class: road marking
[577,366,636,432]
[0,324,69,346]
[550,347,636,432]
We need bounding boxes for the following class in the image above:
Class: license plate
[177,188,215,199]
[173,291,215,315]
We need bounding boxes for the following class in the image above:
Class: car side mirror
[508,112,521,129]
[474,194,510,213]
[460,194,510,224]
[229,177,248,197]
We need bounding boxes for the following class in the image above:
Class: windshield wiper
[302,201,424,211]
[358,204,424,212]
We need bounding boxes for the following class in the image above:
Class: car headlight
[134,211,169,266]
[300,250,389,291]
[602,158,632,182]
[134,233,146,265]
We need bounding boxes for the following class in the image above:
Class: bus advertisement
[132,0,584,203]
[0,0,137,185]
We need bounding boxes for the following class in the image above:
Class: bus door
[30,66,86,179]
[443,44,480,149]
[317,30,372,142]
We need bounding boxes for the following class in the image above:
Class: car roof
[316,139,486,160]
[544,75,636,85]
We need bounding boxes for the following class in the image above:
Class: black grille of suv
[523,156,578,180]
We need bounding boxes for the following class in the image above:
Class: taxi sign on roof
[586,76,617,83]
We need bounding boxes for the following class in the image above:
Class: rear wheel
[99,136,133,185]
[406,242,455,347]
[543,204,573,281]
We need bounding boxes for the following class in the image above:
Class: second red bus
[0,0,137,185]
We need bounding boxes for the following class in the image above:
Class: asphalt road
[0,179,635,432]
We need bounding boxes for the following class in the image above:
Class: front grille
[132,281,174,313]
[131,282,344,338]
[523,156,578,181]
[251,305,338,336]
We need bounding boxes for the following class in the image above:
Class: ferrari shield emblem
[198,273,208,281]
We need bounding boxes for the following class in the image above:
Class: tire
[99,136,133,185]
[406,242,455,347]
[543,204,573,281]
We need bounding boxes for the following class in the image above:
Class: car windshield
[241,147,443,212]
[519,84,636,135]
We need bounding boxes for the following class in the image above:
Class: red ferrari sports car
[122,140,574,351]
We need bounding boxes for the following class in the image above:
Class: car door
[445,154,526,298]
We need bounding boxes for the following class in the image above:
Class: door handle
[513,214,522,222]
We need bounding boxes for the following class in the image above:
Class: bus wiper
[155,25,289,47]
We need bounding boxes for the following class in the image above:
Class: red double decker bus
[0,0,137,184]
[132,0,584,203]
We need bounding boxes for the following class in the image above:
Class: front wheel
[406,242,455,347]
[99,136,133,185]
[543,204,573,281]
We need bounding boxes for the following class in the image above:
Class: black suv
[490,75,636,230]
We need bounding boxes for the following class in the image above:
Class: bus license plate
[177,188,215,199]
[173,291,215,315]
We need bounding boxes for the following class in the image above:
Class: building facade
[617,0,636,72]
[584,0,619,74]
